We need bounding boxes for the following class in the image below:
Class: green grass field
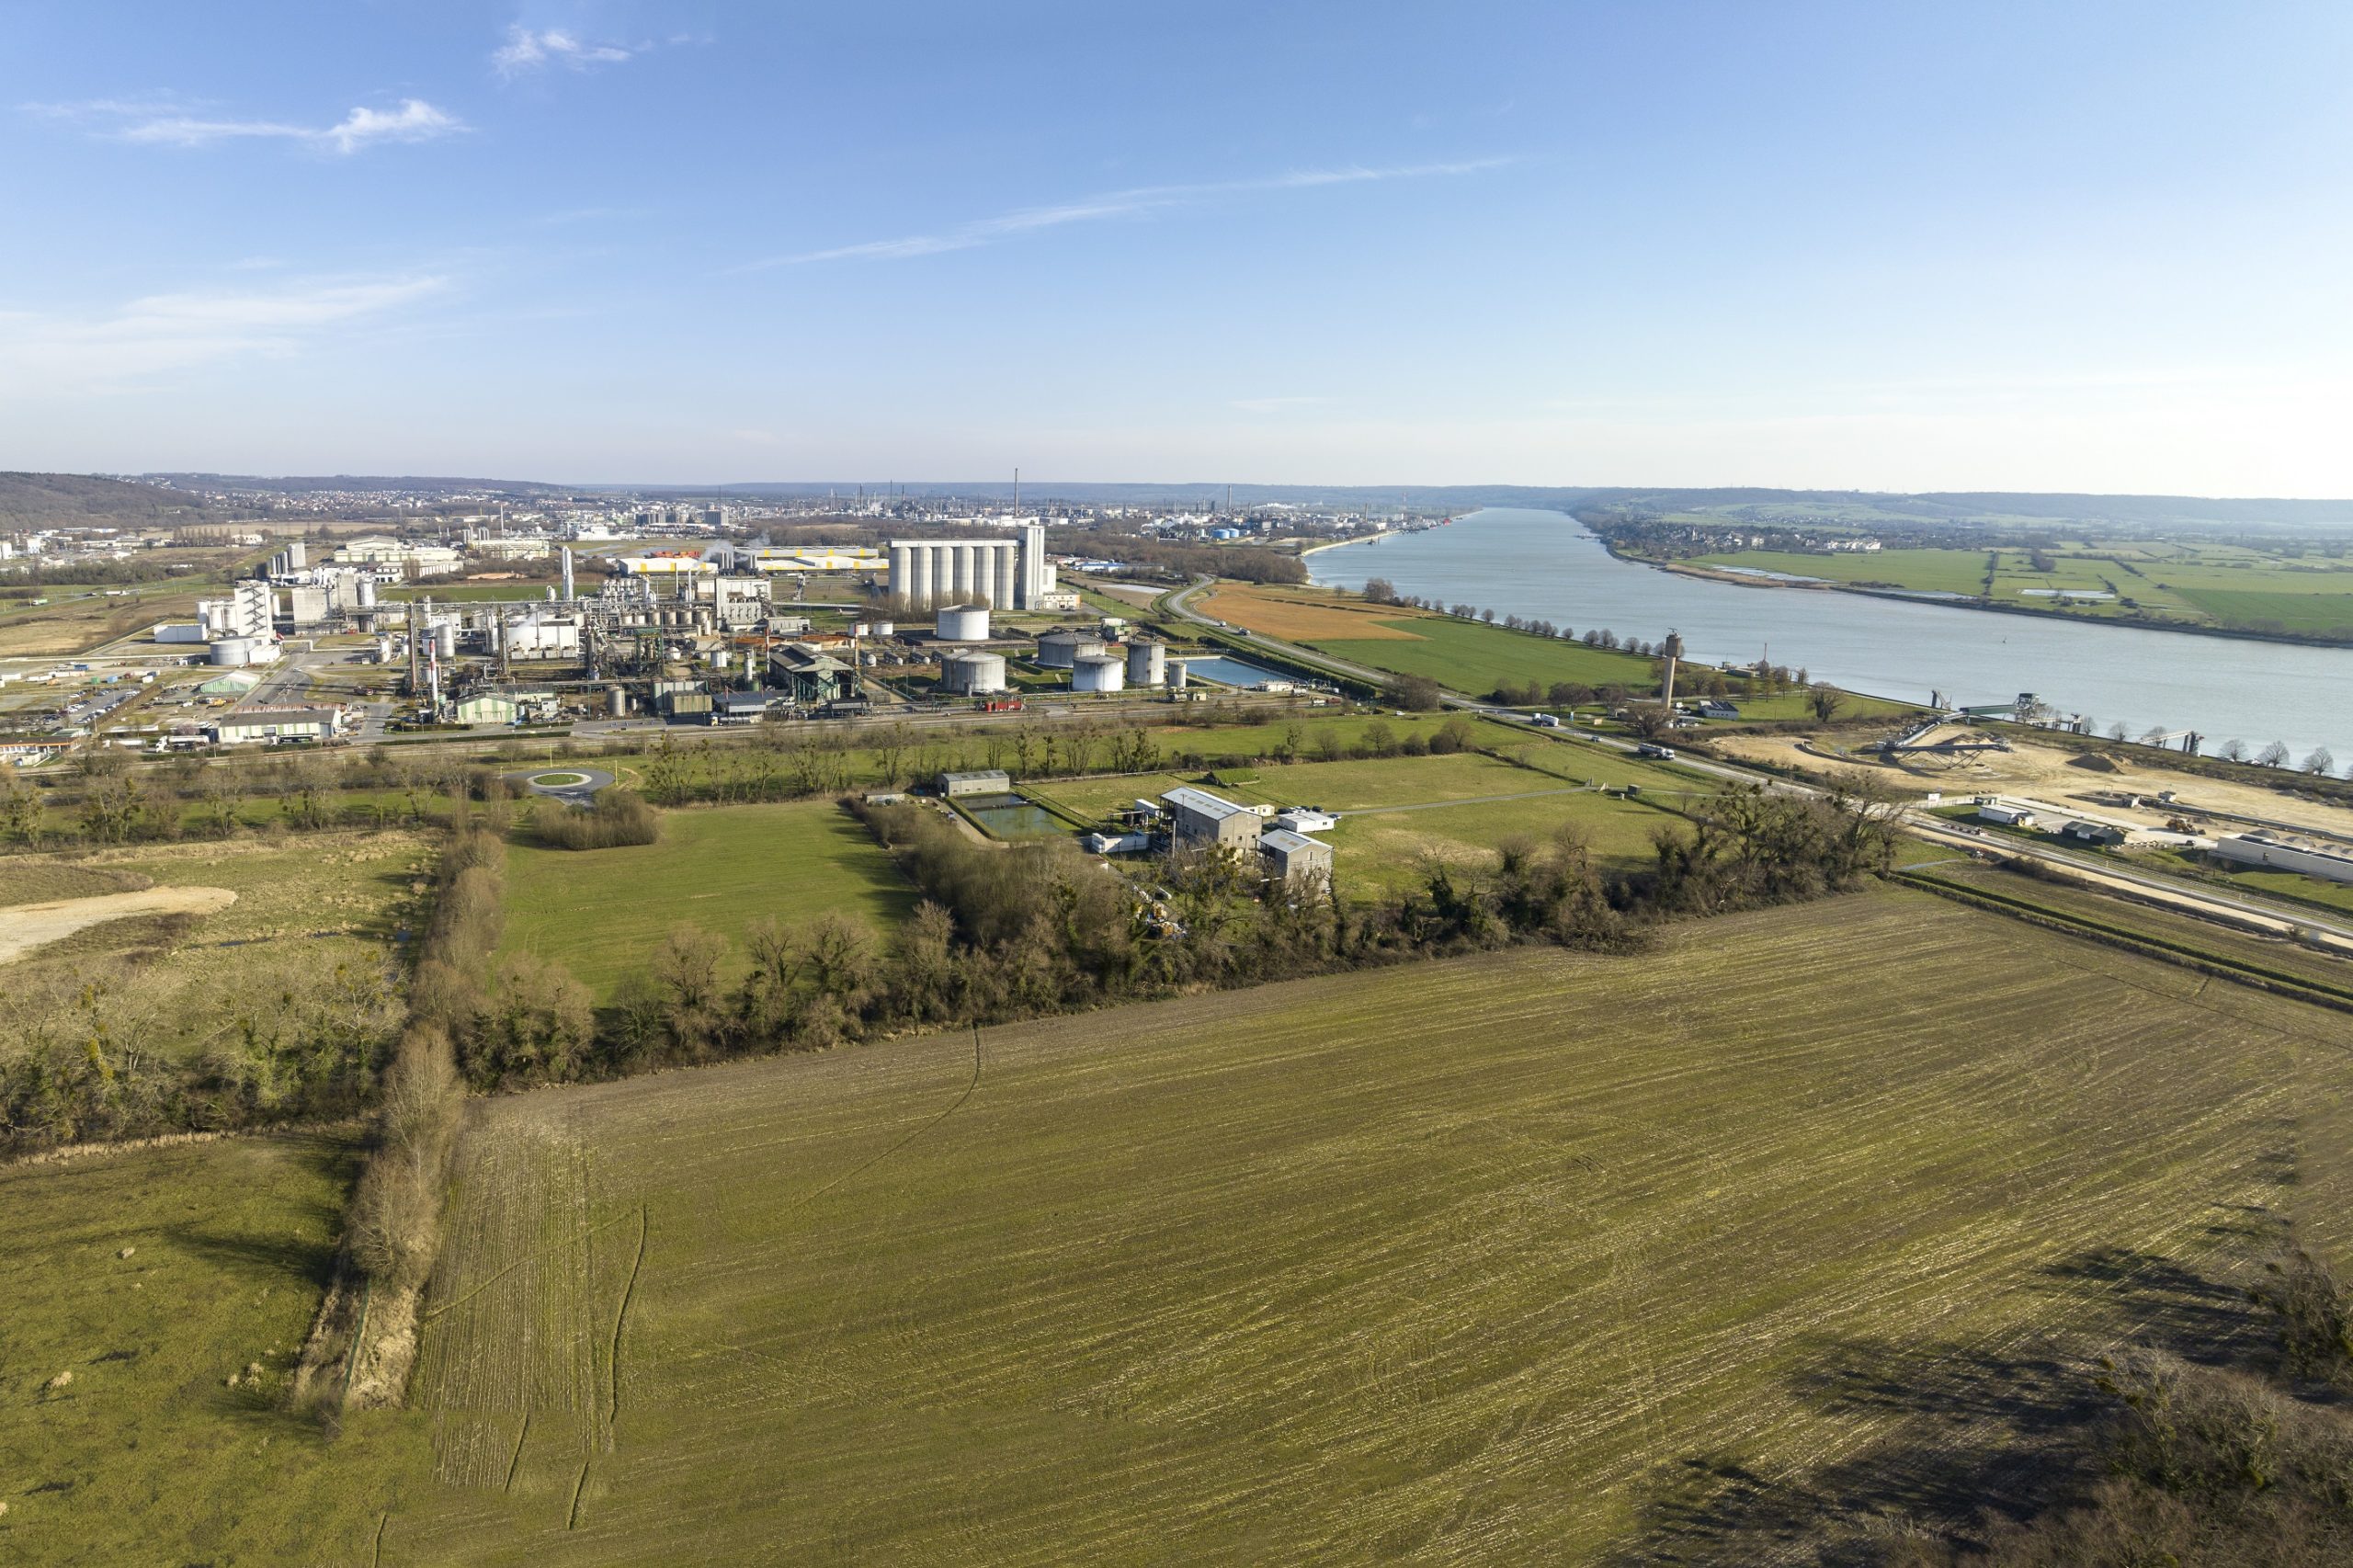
[0,1133,438,1564]
[498,800,915,998]
[1673,539,2353,641]
[368,887,2345,1563]
[1688,546,1992,595]
[1313,614,1661,694]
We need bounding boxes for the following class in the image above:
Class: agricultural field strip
[388,892,2319,1562]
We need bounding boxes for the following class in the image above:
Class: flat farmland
[385,889,2341,1563]
[0,1133,438,1565]
[0,585,210,657]
[1194,584,1660,692]
[1688,546,1992,595]
[498,799,915,998]
[1323,790,1677,893]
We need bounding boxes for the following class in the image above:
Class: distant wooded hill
[0,472,221,531]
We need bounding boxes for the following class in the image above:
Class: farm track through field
[384,892,2345,1564]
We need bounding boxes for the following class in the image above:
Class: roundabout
[504,766,616,805]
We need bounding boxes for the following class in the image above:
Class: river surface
[1310,508,2351,759]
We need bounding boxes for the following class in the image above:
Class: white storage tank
[356,577,378,609]
[432,621,459,659]
[1073,653,1126,693]
[871,620,894,637]
[1036,630,1103,668]
[210,636,260,666]
[940,651,1008,695]
[936,604,991,642]
[1125,640,1167,687]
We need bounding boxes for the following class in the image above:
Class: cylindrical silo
[911,546,934,607]
[1172,660,1189,690]
[936,605,991,642]
[993,545,1017,610]
[1073,653,1126,693]
[872,619,894,637]
[356,577,378,608]
[210,636,257,666]
[941,651,1007,695]
[432,621,458,660]
[1125,641,1167,687]
[889,543,913,606]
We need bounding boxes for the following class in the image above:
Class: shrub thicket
[529,790,659,850]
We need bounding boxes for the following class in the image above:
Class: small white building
[1977,803,2037,828]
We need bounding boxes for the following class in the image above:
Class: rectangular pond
[1180,655,1291,687]
[959,793,1068,839]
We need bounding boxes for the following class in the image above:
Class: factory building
[450,692,519,726]
[2211,833,2353,884]
[206,705,339,745]
[767,643,858,707]
[940,651,1008,695]
[286,585,332,627]
[1163,786,1264,854]
[501,614,582,659]
[887,523,1055,610]
[332,537,463,575]
[710,575,771,630]
[197,580,277,642]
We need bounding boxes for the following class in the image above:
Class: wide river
[1309,507,2351,760]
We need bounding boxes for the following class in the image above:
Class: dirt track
[0,885,236,964]
[1719,732,2353,837]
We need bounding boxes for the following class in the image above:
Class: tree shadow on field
[165,1219,338,1288]
[1600,1244,2274,1565]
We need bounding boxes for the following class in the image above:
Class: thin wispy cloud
[743,157,1512,269]
[27,96,462,153]
[0,274,448,393]
[494,25,635,75]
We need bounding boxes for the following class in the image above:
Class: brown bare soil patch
[1194,582,1429,642]
[0,884,236,964]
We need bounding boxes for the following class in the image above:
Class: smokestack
[561,544,574,601]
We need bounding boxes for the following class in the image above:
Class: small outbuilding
[938,768,1012,798]
[1259,827,1334,887]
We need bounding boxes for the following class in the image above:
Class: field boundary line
[503,1411,531,1494]
[1898,869,2353,1017]
[782,1024,985,1218]
[606,1204,648,1438]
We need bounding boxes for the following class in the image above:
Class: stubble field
[378,887,2347,1564]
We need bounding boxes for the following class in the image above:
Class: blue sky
[3,1,2350,493]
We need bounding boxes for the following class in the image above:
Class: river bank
[1308,506,2353,760]
[1614,541,2353,653]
